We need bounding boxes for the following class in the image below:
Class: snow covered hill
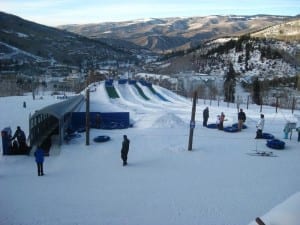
[0,82,300,225]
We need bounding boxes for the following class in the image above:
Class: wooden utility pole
[292,96,295,114]
[86,88,90,146]
[188,91,197,151]
[275,96,279,113]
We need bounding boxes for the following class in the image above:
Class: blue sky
[1,0,299,26]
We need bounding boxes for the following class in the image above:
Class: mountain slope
[251,18,300,41]
[59,15,292,53]
[0,11,137,67]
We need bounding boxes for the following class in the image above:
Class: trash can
[1,127,12,155]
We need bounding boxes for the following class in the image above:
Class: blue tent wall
[71,112,130,130]
[128,80,136,85]
[118,79,128,84]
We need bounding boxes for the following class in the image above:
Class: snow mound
[152,113,187,128]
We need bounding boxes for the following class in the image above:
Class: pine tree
[223,63,236,103]
[252,77,261,105]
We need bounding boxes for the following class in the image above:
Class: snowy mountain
[0,11,138,72]
[1,81,300,225]
[59,15,294,53]
[152,35,299,102]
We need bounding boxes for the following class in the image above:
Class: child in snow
[255,114,265,139]
[283,122,292,139]
[218,112,225,130]
[34,146,45,176]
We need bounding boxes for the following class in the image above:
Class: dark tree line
[223,62,236,103]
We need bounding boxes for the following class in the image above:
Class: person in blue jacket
[34,146,45,176]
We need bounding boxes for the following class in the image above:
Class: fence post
[247,95,249,109]
[292,96,295,114]
[275,96,279,113]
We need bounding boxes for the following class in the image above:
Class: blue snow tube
[223,126,239,132]
[262,133,275,139]
[93,135,111,143]
[232,123,247,129]
[207,123,218,129]
[266,139,285,150]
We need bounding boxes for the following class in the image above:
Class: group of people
[9,106,300,178]
[202,106,300,142]
[10,126,29,154]
[9,125,131,176]
[202,107,246,132]
[202,107,268,138]
[9,126,45,176]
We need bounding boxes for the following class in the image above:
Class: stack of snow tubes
[223,123,248,133]
[206,123,218,129]
[266,139,285,150]
[232,123,247,129]
[93,135,111,143]
[223,126,239,132]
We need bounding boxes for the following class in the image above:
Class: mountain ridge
[59,15,295,53]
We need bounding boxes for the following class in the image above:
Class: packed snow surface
[0,81,300,225]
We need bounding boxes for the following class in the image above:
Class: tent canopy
[29,95,84,148]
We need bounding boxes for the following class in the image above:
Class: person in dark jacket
[121,135,130,166]
[34,146,45,176]
[11,126,27,153]
[218,112,225,130]
[203,107,209,127]
[237,108,246,131]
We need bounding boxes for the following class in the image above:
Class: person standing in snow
[34,146,45,176]
[283,122,292,139]
[121,135,130,166]
[218,112,225,130]
[255,114,265,139]
[237,108,246,131]
[203,107,209,127]
[296,127,300,142]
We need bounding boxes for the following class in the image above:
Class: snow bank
[151,112,187,128]
[248,192,300,225]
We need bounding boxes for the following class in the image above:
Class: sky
[0,79,300,225]
[1,0,299,27]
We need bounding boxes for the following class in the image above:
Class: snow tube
[266,139,285,150]
[232,123,247,129]
[207,123,218,129]
[93,135,110,143]
[223,126,239,132]
[262,133,275,139]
